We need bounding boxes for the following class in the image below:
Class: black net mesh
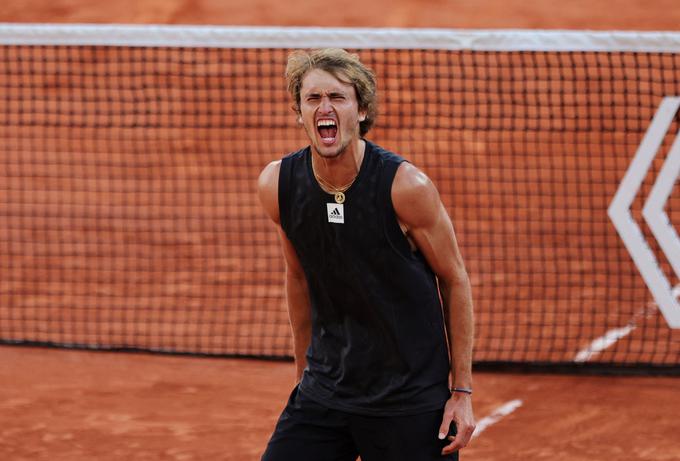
[1,44,679,371]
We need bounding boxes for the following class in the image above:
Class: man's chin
[313,143,344,159]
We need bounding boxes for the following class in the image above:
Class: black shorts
[261,385,459,461]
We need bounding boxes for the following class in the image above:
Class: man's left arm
[392,162,475,455]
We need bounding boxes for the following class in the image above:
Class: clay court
[1,1,680,460]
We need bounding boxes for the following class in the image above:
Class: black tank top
[279,140,451,416]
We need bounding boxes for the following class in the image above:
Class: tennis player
[258,48,475,460]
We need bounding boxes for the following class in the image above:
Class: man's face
[298,68,366,159]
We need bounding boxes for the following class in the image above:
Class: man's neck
[312,139,366,186]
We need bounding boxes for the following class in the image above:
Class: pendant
[334,192,346,204]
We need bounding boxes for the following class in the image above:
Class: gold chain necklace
[311,155,358,204]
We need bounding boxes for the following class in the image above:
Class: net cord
[1,23,680,52]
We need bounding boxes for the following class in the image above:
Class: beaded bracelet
[451,387,473,395]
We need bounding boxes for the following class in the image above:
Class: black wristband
[451,387,473,395]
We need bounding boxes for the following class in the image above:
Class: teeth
[317,119,336,127]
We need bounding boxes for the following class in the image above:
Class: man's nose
[318,96,333,113]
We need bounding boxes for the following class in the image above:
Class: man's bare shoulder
[257,160,282,224]
[392,161,441,229]
[258,160,281,187]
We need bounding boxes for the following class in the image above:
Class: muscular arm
[392,162,475,454]
[257,160,312,382]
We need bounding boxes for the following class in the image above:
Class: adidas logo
[326,203,344,224]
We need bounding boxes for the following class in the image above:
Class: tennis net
[1,24,679,372]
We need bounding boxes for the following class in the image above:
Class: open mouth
[317,119,337,145]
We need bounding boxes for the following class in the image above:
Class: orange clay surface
[1,0,680,30]
[1,2,679,461]
[1,346,679,460]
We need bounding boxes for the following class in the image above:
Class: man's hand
[438,392,475,456]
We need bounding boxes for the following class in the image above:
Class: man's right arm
[257,160,312,382]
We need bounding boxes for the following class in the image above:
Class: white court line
[472,399,523,439]
[572,297,675,363]
[571,283,680,364]
[573,323,637,363]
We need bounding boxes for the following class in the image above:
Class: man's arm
[392,162,475,455]
[257,160,312,382]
